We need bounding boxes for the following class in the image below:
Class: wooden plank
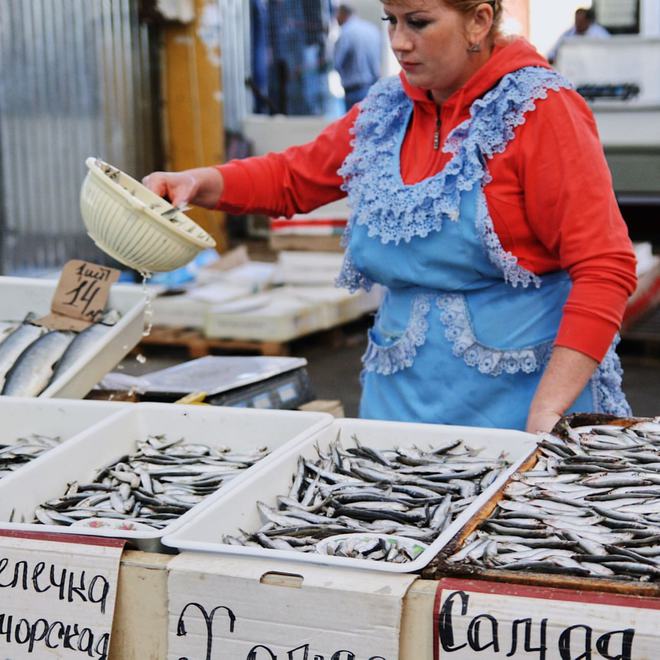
[161,0,227,251]
[138,325,291,357]
[109,551,172,660]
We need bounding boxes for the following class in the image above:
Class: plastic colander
[80,157,216,273]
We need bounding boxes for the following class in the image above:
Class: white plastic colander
[80,157,216,273]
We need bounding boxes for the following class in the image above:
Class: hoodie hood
[400,37,551,116]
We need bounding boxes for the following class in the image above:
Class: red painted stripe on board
[434,577,660,610]
[270,218,347,228]
[0,529,126,549]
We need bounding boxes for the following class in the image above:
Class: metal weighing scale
[135,355,314,409]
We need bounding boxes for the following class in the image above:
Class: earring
[467,42,481,53]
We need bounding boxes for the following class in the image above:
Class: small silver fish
[2,331,75,397]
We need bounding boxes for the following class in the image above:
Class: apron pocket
[437,293,553,377]
[362,293,432,375]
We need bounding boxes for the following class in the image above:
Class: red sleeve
[214,107,359,217]
[517,89,637,361]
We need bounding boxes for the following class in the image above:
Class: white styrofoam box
[282,285,383,329]
[0,402,333,551]
[242,113,333,155]
[204,290,326,342]
[151,293,210,330]
[277,251,345,285]
[162,418,539,573]
[0,397,126,478]
[0,276,145,398]
[152,282,254,330]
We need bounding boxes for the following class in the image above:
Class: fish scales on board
[29,434,270,531]
[444,418,660,582]
[223,436,511,563]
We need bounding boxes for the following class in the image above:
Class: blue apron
[336,68,631,430]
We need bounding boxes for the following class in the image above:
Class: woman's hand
[526,346,599,434]
[142,167,224,209]
[525,408,561,434]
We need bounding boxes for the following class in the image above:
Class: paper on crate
[168,554,417,660]
[35,260,121,332]
[0,531,124,660]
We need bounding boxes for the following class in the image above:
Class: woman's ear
[466,2,495,45]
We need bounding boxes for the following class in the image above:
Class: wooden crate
[422,415,660,598]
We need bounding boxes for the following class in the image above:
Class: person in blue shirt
[334,3,382,110]
[547,7,610,64]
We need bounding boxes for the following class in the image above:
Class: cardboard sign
[433,578,660,660]
[168,554,417,660]
[36,260,120,331]
[0,531,125,660]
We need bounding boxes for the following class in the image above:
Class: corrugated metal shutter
[0,0,160,274]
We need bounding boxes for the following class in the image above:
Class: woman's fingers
[142,167,223,209]
[142,171,197,207]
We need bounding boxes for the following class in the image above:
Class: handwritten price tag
[434,578,660,660]
[0,531,125,660]
[36,260,120,331]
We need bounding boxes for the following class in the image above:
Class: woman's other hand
[526,346,599,434]
[525,408,561,434]
[142,167,224,209]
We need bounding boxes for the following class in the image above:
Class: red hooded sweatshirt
[216,38,637,363]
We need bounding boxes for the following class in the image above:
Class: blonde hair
[443,0,503,37]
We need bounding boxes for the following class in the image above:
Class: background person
[547,7,610,64]
[144,0,636,434]
[334,3,382,110]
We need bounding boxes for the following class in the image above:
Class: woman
[144,0,637,433]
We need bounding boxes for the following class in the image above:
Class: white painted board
[0,276,145,399]
[163,418,538,573]
[0,531,124,659]
[434,578,660,659]
[0,403,332,552]
[168,554,416,660]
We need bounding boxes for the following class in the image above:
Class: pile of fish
[30,435,270,531]
[446,419,660,581]
[223,436,511,563]
[0,434,61,479]
[0,312,118,397]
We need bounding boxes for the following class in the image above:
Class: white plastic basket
[162,418,539,573]
[0,403,333,552]
[80,157,216,273]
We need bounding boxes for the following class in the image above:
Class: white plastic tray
[162,418,538,573]
[0,402,333,551]
[0,396,126,478]
[0,276,145,398]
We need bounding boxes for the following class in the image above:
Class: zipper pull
[433,106,441,151]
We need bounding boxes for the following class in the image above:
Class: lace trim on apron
[592,336,632,416]
[361,294,432,375]
[337,67,572,292]
[437,294,554,376]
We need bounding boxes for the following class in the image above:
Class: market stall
[0,400,658,659]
